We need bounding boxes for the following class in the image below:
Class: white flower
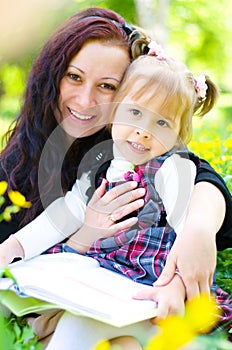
[147,41,166,60]
[195,74,208,99]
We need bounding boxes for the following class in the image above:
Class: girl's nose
[135,128,151,139]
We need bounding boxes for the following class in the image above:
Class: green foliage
[168,0,232,87]
[73,0,137,23]
[217,249,232,295]
[0,266,43,349]
[0,63,26,121]
[0,311,43,350]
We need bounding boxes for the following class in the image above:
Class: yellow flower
[0,181,8,196]
[226,124,232,132]
[224,137,232,149]
[8,190,32,208]
[157,316,194,349]
[145,294,219,350]
[94,340,110,350]
[185,294,220,333]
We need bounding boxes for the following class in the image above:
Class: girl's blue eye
[130,109,142,117]
[157,119,169,127]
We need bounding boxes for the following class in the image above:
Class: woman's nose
[74,84,97,108]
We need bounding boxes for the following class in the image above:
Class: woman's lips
[67,107,95,120]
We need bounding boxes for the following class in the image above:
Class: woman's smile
[67,107,96,121]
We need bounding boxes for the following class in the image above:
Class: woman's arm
[154,181,225,299]
[0,178,144,263]
[195,157,232,250]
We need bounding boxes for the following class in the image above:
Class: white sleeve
[14,176,88,260]
[155,154,196,235]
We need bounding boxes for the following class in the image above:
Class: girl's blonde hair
[113,55,219,144]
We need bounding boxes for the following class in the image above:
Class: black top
[194,157,232,250]
[0,147,231,250]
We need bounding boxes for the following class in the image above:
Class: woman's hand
[134,274,186,322]
[66,179,145,253]
[154,232,216,298]
[0,235,24,266]
[153,182,225,300]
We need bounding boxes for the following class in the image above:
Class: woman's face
[58,41,130,138]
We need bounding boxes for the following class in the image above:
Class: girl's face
[58,41,130,138]
[112,97,181,165]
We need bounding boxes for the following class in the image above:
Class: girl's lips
[67,107,95,121]
[128,141,149,152]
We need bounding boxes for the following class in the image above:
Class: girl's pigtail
[194,74,219,117]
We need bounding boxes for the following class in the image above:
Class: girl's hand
[85,179,145,228]
[66,179,145,253]
[134,274,186,322]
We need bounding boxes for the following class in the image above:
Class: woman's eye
[99,83,117,91]
[67,73,81,81]
[130,109,142,117]
[157,119,169,127]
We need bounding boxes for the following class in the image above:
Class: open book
[0,253,157,327]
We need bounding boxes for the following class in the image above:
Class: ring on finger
[109,213,116,223]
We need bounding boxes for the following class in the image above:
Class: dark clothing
[194,157,232,250]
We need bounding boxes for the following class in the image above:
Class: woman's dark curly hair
[0,7,150,227]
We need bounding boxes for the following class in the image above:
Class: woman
[0,5,231,314]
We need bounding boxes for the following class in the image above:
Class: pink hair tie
[194,74,208,101]
[147,41,166,60]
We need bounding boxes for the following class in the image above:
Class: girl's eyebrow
[68,64,121,83]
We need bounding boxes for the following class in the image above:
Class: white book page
[2,253,157,327]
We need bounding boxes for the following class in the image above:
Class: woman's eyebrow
[69,65,84,74]
[69,64,121,83]
[102,77,121,83]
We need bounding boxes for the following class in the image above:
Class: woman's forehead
[68,41,130,78]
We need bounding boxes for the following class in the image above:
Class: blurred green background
[0,1,231,346]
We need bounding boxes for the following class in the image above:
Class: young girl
[4,46,232,348]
